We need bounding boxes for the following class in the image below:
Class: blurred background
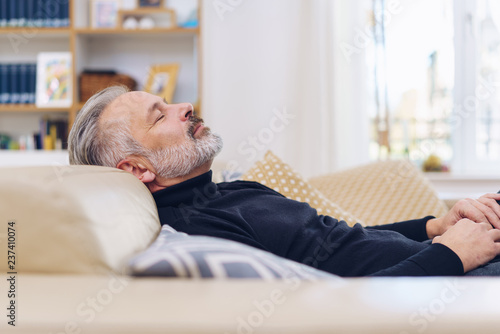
[1,0,500,195]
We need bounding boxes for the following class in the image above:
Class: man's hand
[427,193,500,239]
[432,219,500,272]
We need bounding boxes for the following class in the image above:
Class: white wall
[202,0,301,174]
[202,0,371,177]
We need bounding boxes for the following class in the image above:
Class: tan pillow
[0,165,161,275]
[309,160,449,226]
[241,151,364,227]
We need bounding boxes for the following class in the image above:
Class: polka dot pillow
[241,151,364,227]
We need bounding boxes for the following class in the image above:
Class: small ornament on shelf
[123,17,138,29]
[138,16,155,29]
[179,9,199,28]
[423,154,450,172]
[119,8,176,30]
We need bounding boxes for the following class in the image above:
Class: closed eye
[155,114,165,124]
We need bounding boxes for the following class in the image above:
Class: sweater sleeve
[366,216,434,242]
[369,243,464,276]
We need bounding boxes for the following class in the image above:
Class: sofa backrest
[0,165,160,275]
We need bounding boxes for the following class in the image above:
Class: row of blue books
[0,0,70,28]
[0,63,37,105]
[0,118,68,150]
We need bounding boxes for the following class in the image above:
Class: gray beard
[146,128,223,179]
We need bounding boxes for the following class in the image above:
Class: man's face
[102,91,222,178]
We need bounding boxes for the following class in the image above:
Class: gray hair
[68,86,145,167]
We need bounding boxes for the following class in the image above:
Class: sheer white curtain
[202,0,370,178]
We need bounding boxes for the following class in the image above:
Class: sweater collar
[152,170,217,207]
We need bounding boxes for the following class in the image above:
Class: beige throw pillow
[309,160,449,226]
[241,151,364,227]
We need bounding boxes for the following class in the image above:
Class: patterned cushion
[309,160,449,226]
[241,151,364,227]
[128,225,341,281]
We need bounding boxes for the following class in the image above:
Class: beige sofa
[1,155,500,334]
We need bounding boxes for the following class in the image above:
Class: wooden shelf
[0,27,198,35]
[0,27,72,36]
[120,8,176,15]
[74,27,199,35]
[0,105,71,113]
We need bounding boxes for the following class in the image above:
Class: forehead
[101,91,160,122]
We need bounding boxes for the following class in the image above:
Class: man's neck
[147,161,213,193]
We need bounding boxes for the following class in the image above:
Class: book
[43,1,58,27]
[0,0,8,27]
[26,0,35,27]
[0,64,5,104]
[29,63,36,104]
[33,132,41,149]
[10,64,20,104]
[8,0,17,27]
[0,64,6,104]
[39,116,47,149]
[60,0,69,27]
[19,63,30,104]
[17,0,26,27]
[3,64,11,104]
[32,0,44,28]
[0,133,11,149]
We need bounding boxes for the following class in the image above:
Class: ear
[116,158,156,184]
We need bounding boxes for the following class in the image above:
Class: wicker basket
[79,71,137,102]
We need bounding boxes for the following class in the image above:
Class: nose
[177,103,194,121]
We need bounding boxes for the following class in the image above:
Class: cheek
[146,127,190,149]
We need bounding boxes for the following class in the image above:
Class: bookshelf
[0,0,201,167]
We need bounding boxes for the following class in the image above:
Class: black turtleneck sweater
[153,171,464,277]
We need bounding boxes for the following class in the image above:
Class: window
[368,0,500,175]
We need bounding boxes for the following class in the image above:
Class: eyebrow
[146,98,168,123]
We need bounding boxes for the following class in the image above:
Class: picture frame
[144,64,180,103]
[137,0,163,8]
[91,0,121,29]
[36,52,72,108]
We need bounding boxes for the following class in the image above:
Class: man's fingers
[459,199,489,224]
[479,193,500,201]
[478,221,494,231]
[478,197,500,228]
[466,198,500,226]
[490,230,500,256]
[490,228,500,240]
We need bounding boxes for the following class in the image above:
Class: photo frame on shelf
[91,0,121,28]
[36,52,72,108]
[137,0,163,8]
[144,64,180,103]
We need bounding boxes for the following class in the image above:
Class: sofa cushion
[129,225,340,280]
[309,160,449,226]
[241,151,364,227]
[0,165,161,274]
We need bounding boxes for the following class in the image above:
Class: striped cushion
[128,225,341,281]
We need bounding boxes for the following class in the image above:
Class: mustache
[187,115,204,137]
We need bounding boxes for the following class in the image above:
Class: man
[68,86,500,277]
